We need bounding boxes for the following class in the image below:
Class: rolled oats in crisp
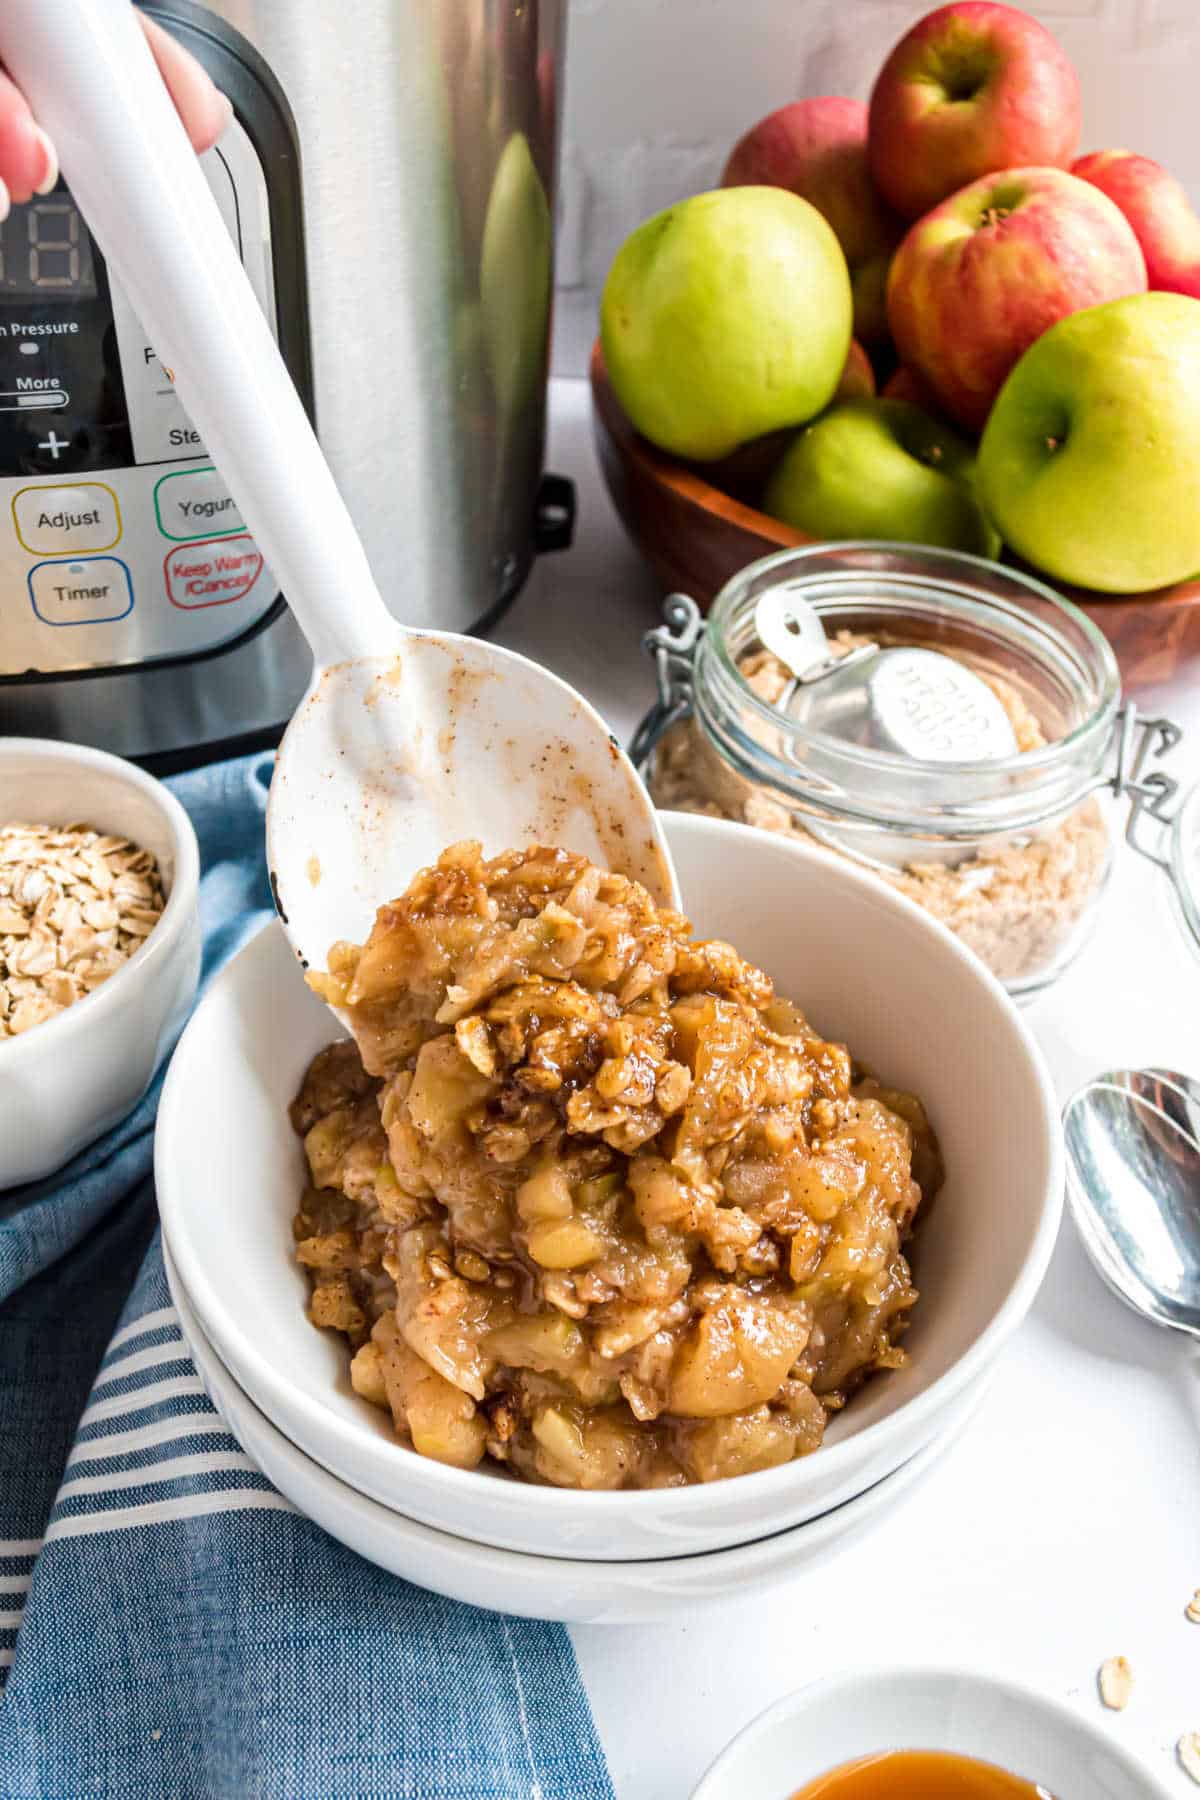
[291,841,943,1491]
[0,823,166,1040]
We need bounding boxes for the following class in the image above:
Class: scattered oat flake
[1186,1590,1200,1624]
[1098,1655,1134,1711]
[1179,1733,1200,1783]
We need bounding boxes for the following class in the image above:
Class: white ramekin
[0,737,201,1188]
[692,1666,1172,1799]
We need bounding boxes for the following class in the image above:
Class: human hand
[0,11,229,210]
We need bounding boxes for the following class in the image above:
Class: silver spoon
[1063,1068,1200,1339]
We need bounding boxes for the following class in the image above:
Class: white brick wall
[553,0,1200,372]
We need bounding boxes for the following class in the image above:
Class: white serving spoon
[0,0,677,976]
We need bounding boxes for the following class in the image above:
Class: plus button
[37,431,68,460]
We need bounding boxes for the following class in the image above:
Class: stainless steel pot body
[208,0,566,629]
[0,0,565,765]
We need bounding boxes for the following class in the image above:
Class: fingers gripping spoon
[2,0,678,984]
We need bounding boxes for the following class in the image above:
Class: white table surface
[496,378,1200,1800]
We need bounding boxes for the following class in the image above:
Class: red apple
[868,2,1081,221]
[835,338,877,401]
[881,364,944,414]
[1072,151,1200,299]
[723,97,901,344]
[887,166,1146,431]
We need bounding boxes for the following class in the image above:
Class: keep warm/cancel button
[164,534,263,609]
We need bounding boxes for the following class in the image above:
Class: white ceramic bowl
[692,1667,1173,1799]
[155,812,1061,1561]
[165,1237,981,1625]
[0,737,200,1188]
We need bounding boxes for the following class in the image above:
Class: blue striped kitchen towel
[0,752,614,1800]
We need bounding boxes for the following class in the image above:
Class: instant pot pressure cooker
[0,0,570,766]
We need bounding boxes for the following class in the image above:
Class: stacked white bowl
[155,814,1062,1624]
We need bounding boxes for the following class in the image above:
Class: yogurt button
[154,466,244,541]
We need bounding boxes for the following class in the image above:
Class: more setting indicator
[0,384,68,411]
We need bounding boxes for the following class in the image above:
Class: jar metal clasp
[1108,705,1185,875]
[630,592,704,769]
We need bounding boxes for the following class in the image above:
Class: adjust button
[13,481,121,554]
[154,466,244,541]
[28,556,133,626]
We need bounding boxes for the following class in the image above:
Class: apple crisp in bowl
[292,841,942,1491]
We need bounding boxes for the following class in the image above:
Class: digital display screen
[0,196,97,299]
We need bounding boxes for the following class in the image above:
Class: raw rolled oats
[1179,1733,1200,1784]
[1098,1655,1134,1711]
[0,823,166,1040]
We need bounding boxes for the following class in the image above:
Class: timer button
[154,467,243,541]
[28,555,133,626]
[13,481,121,554]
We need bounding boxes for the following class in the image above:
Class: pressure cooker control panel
[0,119,277,678]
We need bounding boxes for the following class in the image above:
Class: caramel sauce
[792,1751,1056,1798]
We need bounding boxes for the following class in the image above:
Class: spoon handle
[0,0,399,668]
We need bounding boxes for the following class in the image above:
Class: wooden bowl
[590,341,1200,691]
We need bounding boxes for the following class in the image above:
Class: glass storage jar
[631,542,1188,999]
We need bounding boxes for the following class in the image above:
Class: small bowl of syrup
[692,1669,1172,1800]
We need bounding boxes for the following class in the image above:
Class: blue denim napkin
[0,753,613,1800]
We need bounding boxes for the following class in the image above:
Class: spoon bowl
[268,637,676,971]
[1064,1067,1200,1340]
[3,0,678,985]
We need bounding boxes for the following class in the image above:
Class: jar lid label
[868,647,1018,762]
[755,585,1017,764]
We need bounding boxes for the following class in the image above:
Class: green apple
[600,187,852,461]
[763,397,1000,555]
[978,292,1200,592]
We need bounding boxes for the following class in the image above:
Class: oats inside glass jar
[292,842,942,1490]
[650,645,1112,990]
[634,544,1131,999]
